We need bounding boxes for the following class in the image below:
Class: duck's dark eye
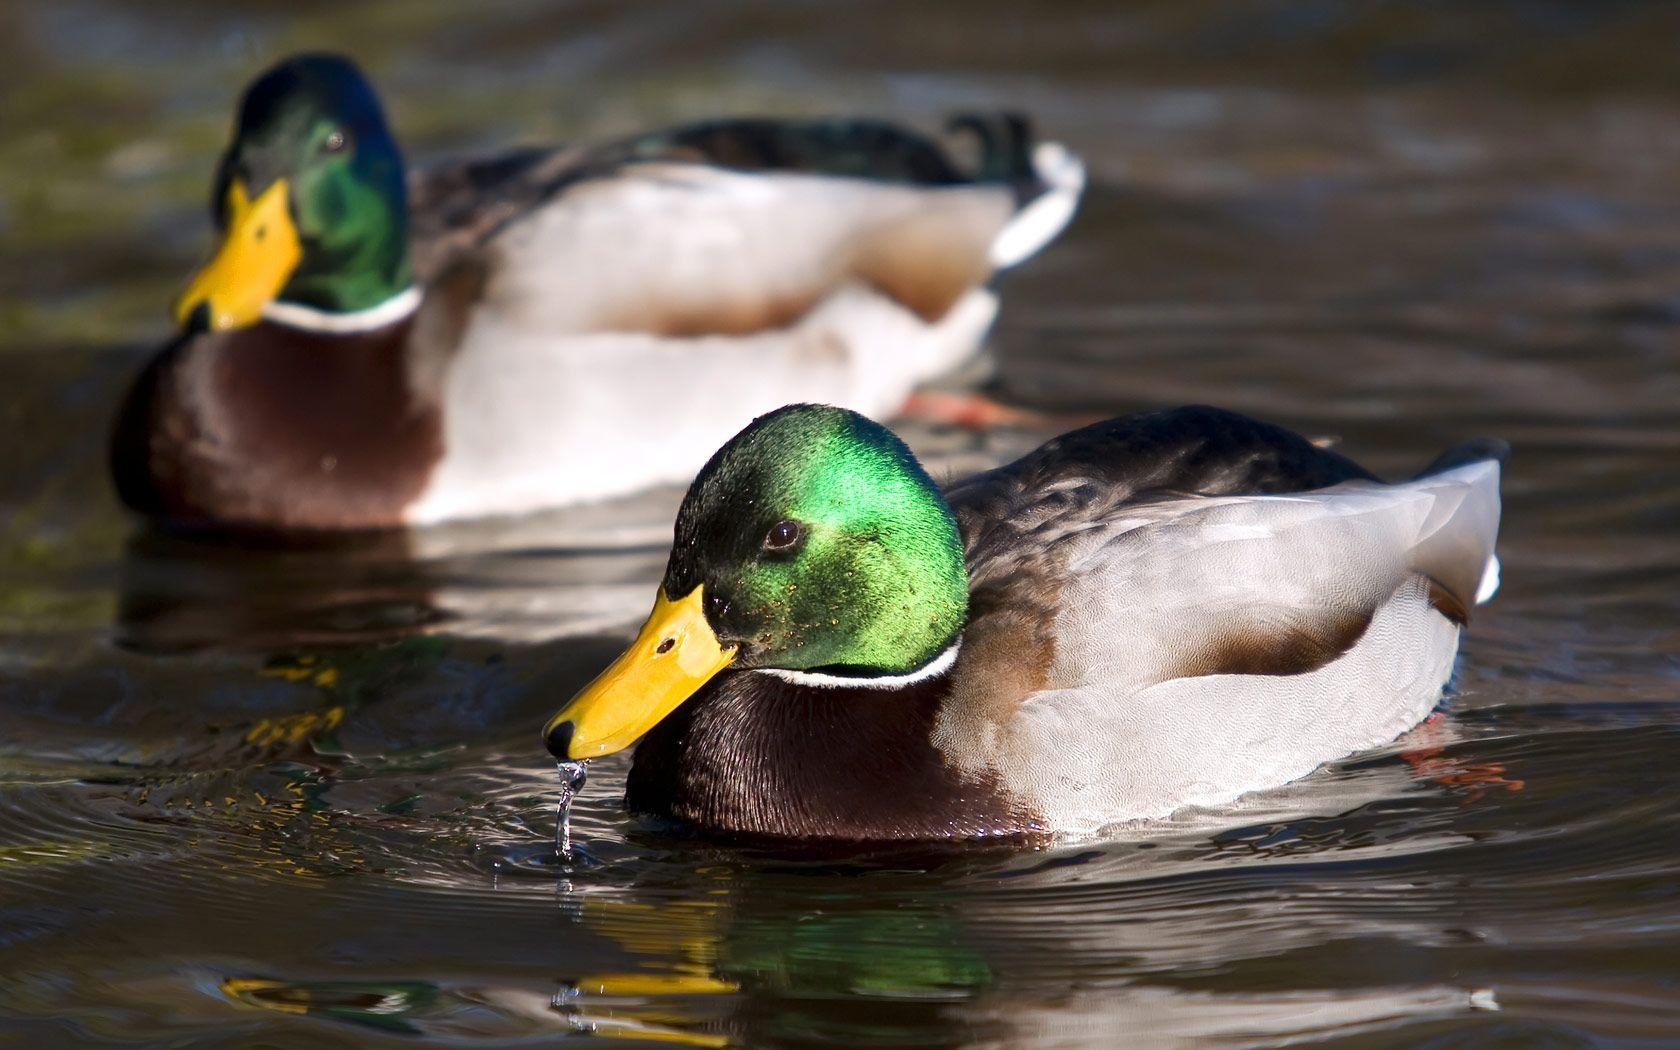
[323,129,348,154]
[762,519,803,554]
[705,591,731,619]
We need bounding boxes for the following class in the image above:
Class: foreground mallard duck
[112,54,1084,530]
[543,404,1505,842]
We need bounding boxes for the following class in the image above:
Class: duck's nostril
[544,720,575,759]
[655,638,675,654]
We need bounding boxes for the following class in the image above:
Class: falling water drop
[554,760,588,862]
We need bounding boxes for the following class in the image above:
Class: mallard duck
[542,404,1505,843]
[111,53,1085,530]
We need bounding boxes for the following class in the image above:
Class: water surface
[2,3,1678,1046]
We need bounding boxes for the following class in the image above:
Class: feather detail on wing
[1043,458,1502,696]
[997,575,1464,833]
[931,406,1504,833]
[471,165,1017,336]
[938,408,1502,771]
[406,116,1082,341]
[939,457,1501,835]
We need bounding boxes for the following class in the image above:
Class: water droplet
[554,760,588,863]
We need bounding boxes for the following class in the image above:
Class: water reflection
[114,526,444,655]
[3,700,1674,1047]
[526,821,1501,1048]
[219,976,442,1036]
[111,489,682,656]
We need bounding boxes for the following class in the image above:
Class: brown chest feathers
[112,320,443,530]
[625,671,1045,845]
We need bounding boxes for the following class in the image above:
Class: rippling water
[3,3,1679,1046]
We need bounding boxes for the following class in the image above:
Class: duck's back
[399,115,1085,522]
[407,114,1076,333]
[936,406,1504,835]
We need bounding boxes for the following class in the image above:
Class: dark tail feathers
[946,112,1039,193]
[1415,438,1510,479]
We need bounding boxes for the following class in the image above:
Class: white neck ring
[260,285,423,334]
[754,639,961,690]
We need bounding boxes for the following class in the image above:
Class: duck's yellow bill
[544,586,736,760]
[173,178,301,331]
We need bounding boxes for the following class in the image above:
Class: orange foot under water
[1399,711,1525,804]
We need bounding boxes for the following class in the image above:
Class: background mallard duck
[111,53,1084,531]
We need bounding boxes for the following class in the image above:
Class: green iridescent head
[664,404,968,676]
[175,53,412,329]
[542,405,969,760]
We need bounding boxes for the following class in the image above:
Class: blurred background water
[2,2,1678,1046]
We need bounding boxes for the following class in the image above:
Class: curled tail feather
[943,112,1086,270]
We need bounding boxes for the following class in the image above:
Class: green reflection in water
[560,888,993,1046]
[220,976,440,1035]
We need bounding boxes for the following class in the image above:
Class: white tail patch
[989,141,1086,268]
[1476,553,1501,604]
